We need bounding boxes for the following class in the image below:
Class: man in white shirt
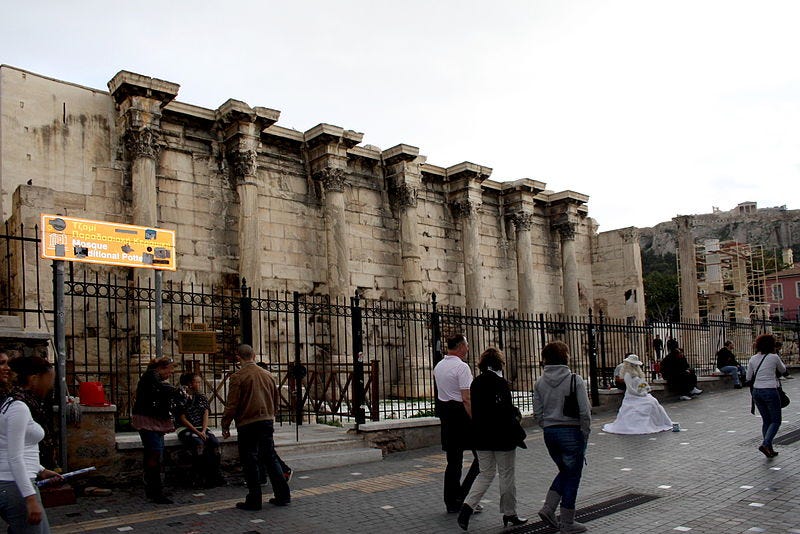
[433,333,479,513]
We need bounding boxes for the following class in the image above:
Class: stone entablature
[0,64,617,316]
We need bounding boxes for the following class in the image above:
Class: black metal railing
[1,226,799,431]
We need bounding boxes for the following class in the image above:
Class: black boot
[503,514,528,527]
[236,491,262,511]
[457,503,473,531]
[143,451,172,504]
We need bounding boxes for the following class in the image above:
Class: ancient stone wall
[592,227,646,320]
[1,65,609,318]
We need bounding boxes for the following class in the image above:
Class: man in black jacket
[660,348,702,400]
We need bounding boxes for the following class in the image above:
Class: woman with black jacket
[132,357,179,504]
[457,348,527,531]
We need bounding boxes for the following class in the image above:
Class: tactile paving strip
[509,493,661,533]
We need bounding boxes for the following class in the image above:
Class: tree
[641,250,679,321]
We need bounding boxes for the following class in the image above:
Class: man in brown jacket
[222,344,290,510]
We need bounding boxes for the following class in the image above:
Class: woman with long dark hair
[457,348,527,530]
[533,341,591,534]
[132,357,179,504]
[746,334,786,458]
[0,356,62,532]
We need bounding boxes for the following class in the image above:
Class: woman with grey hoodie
[533,341,591,534]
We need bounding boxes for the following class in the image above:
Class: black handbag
[563,374,580,418]
[779,387,790,409]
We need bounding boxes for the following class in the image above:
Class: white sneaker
[690,388,703,395]
[679,395,692,401]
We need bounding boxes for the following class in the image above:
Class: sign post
[40,215,176,470]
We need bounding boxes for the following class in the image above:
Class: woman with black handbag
[746,334,787,458]
[533,341,591,534]
[456,348,528,531]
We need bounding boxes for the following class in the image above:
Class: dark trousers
[237,420,290,503]
[444,448,479,510]
[138,430,166,498]
[666,372,698,396]
[178,429,223,484]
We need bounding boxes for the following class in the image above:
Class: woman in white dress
[602,354,673,434]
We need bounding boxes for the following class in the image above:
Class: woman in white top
[602,354,673,434]
[746,334,787,458]
[0,356,61,533]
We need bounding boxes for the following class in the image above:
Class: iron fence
[1,226,800,431]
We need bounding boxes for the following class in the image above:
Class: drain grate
[510,493,660,533]
[773,428,800,445]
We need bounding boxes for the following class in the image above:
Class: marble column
[556,222,580,317]
[510,212,535,315]
[217,101,279,292]
[452,200,483,310]
[231,149,261,291]
[109,72,179,358]
[315,167,350,300]
[125,128,160,228]
[675,216,700,322]
[391,183,424,302]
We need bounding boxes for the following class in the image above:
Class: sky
[2,0,799,231]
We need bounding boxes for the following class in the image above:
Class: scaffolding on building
[678,240,770,321]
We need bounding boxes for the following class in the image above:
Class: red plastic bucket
[79,382,109,406]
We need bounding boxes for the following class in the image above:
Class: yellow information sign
[40,214,177,271]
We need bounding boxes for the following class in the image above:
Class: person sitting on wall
[659,348,703,401]
[715,341,745,389]
[174,372,226,488]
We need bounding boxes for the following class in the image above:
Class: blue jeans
[752,388,782,447]
[719,365,745,386]
[0,480,50,533]
[543,426,585,509]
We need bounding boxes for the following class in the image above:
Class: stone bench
[595,374,734,413]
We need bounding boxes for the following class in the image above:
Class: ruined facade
[0,65,642,320]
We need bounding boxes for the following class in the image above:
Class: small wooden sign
[177,331,218,354]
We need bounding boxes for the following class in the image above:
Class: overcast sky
[3,0,799,231]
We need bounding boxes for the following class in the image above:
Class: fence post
[52,260,68,470]
[431,293,442,364]
[370,360,380,421]
[290,291,306,429]
[351,292,366,426]
[431,293,441,417]
[598,310,608,388]
[240,278,252,346]
[587,308,600,407]
[496,309,504,350]
[538,313,548,348]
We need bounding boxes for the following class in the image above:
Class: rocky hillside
[639,204,800,258]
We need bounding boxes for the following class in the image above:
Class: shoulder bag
[778,386,790,409]
[563,374,580,418]
[748,355,767,415]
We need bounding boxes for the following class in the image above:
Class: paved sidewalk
[48,379,800,533]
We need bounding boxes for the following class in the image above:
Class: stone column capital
[313,167,347,193]
[229,149,258,183]
[553,221,577,241]
[125,127,161,160]
[509,211,534,231]
[450,199,479,220]
[619,227,638,242]
[390,183,418,209]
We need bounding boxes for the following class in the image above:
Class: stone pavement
[47,379,800,534]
